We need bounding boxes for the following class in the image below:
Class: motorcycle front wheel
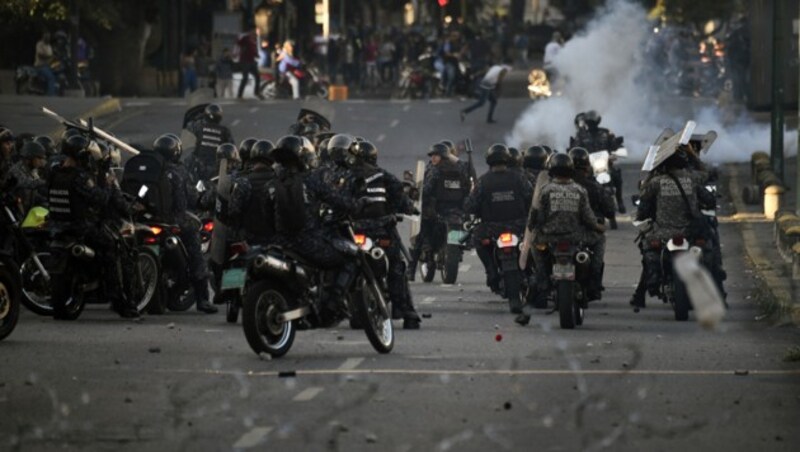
[52,273,86,321]
[0,261,21,341]
[357,278,394,354]
[19,252,55,316]
[242,280,295,358]
[133,249,159,313]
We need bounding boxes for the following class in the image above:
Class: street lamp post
[770,0,785,182]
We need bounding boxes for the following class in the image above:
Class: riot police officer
[522,154,604,323]
[9,141,47,213]
[228,140,276,245]
[187,104,235,182]
[522,145,547,187]
[0,127,16,185]
[47,134,140,318]
[407,143,470,279]
[569,147,614,300]
[237,137,260,172]
[348,140,421,329]
[569,110,626,213]
[464,144,532,309]
[153,134,218,314]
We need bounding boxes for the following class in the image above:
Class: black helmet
[216,143,240,163]
[62,134,90,158]
[163,133,183,159]
[357,141,378,165]
[547,153,574,177]
[427,143,449,158]
[664,149,689,170]
[523,146,547,170]
[205,103,223,123]
[583,110,600,128]
[21,141,46,160]
[33,136,57,157]
[507,147,521,167]
[486,143,510,166]
[300,122,320,139]
[250,140,274,164]
[440,139,456,156]
[238,137,259,162]
[568,147,590,169]
[327,134,354,165]
[271,135,305,167]
[153,134,181,162]
[542,145,554,155]
[0,127,13,143]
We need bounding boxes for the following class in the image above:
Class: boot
[406,261,417,282]
[193,279,218,314]
[403,310,421,330]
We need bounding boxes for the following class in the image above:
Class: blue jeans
[462,86,497,121]
[36,65,57,96]
[181,68,198,95]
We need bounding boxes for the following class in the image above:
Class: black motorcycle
[538,240,593,329]
[419,209,466,284]
[220,241,261,324]
[465,219,525,313]
[241,221,394,358]
[0,187,26,340]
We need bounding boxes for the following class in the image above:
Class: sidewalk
[726,156,799,325]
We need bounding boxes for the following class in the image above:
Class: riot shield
[210,146,233,268]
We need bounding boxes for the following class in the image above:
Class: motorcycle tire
[673,278,690,321]
[260,81,277,99]
[166,284,197,312]
[0,261,21,341]
[504,270,523,314]
[52,274,86,321]
[19,252,55,316]
[242,280,295,358]
[557,280,577,329]
[225,293,240,324]
[315,84,329,100]
[357,278,394,354]
[441,245,461,285]
[133,249,160,313]
[348,290,365,330]
[421,259,436,283]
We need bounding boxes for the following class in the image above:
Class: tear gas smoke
[506,0,797,163]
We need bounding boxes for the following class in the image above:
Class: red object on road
[495,334,503,342]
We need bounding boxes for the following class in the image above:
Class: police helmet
[238,137,259,162]
[300,122,320,139]
[216,143,240,163]
[249,140,274,164]
[271,135,305,167]
[357,141,378,165]
[486,143,510,166]
[427,143,449,158]
[62,134,90,159]
[153,134,182,162]
[163,133,183,160]
[440,139,456,156]
[300,143,319,170]
[327,134,355,165]
[507,147,521,167]
[318,139,332,162]
[523,146,547,170]
[354,136,366,143]
[583,110,601,128]
[568,147,590,169]
[664,148,689,170]
[0,127,13,143]
[542,145,554,155]
[547,153,574,177]
[21,141,46,160]
[205,103,223,123]
[33,136,57,157]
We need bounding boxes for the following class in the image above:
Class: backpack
[273,172,307,236]
[121,151,174,220]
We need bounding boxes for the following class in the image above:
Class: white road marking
[233,426,273,449]
[376,134,386,142]
[403,104,411,112]
[248,107,259,113]
[429,99,452,104]
[124,101,151,107]
[231,119,241,127]
[293,387,324,402]
[459,264,471,272]
[346,99,366,104]
[338,358,364,371]
[421,296,436,305]
[170,101,186,106]
[390,119,400,128]
[204,329,224,333]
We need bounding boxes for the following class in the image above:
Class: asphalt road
[1,98,799,451]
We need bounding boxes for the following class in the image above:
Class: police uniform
[9,161,46,213]
[187,119,234,181]
[228,164,276,245]
[571,127,625,211]
[574,169,614,298]
[465,167,532,287]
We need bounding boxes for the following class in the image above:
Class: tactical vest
[352,165,389,219]
[434,162,466,209]
[479,171,526,222]
[576,129,612,153]
[242,169,274,238]
[47,167,88,223]
[196,123,227,162]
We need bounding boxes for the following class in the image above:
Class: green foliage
[660,0,743,25]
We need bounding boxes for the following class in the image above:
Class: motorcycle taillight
[556,241,571,252]
[202,221,214,233]
[378,239,392,248]
[672,235,685,247]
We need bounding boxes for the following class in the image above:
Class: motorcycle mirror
[137,185,149,198]
[631,194,641,206]
[612,147,629,158]
[196,180,206,193]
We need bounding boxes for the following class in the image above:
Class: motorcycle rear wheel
[441,245,461,285]
[0,262,21,341]
[503,270,523,314]
[225,292,240,324]
[672,278,690,321]
[19,252,55,316]
[557,280,576,329]
[242,280,295,358]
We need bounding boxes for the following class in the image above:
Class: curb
[728,164,799,325]
[47,96,122,139]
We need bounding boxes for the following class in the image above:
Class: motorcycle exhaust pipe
[254,254,290,274]
[71,245,95,259]
[575,251,591,265]
[369,247,385,261]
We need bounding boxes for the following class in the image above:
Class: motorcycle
[0,184,28,339]
[220,241,261,324]
[259,64,329,100]
[589,147,628,228]
[419,209,466,284]
[241,220,394,358]
[464,219,525,313]
[539,240,593,329]
[14,61,66,96]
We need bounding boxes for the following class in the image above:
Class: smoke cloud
[506,0,797,163]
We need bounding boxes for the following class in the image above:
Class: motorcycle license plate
[552,264,575,280]
[447,230,466,245]
[221,268,246,291]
